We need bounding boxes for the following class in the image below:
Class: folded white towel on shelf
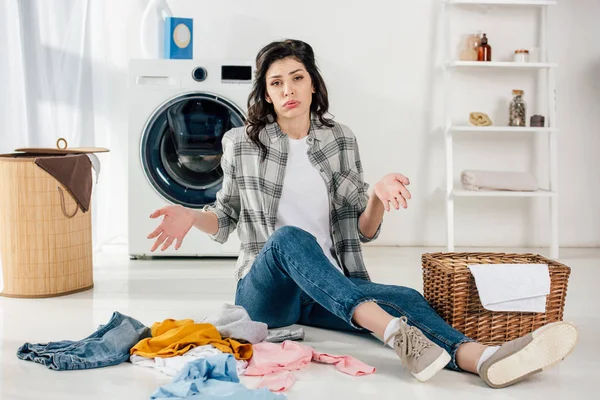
[468,263,551,313]
[461,170,538,191]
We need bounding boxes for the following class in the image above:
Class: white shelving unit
[442,0,559,258]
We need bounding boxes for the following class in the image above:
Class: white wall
[81,0,600,249]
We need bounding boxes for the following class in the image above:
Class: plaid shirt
[203,115,382,281]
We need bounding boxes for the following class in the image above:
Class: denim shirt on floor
[16,311,150,370]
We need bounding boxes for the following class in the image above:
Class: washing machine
[128,59,251,258]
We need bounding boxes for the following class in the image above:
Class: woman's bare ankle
[352,301,394,339]
[456,342,487,374]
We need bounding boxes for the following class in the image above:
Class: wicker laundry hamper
[0,141,108,298]
[422,252,570,345]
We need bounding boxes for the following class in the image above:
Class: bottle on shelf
[477,33,492,62]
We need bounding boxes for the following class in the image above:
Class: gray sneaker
[479,321,579,389]
[384,316,451,382]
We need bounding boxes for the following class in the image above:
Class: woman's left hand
[373,173,411,211]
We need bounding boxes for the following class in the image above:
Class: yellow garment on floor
[130,319,252,360]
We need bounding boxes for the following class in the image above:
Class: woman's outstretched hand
[147,205,195,252]
[373,173,411,211]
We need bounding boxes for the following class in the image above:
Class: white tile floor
[1,247,598,400]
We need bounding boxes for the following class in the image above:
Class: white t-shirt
[274,136,342,273]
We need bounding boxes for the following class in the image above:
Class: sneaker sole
[412,350,451,382]
[483,321,578,389]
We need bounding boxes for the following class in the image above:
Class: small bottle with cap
[477,33,492,62]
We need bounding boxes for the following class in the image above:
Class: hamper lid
[14,138,109,155]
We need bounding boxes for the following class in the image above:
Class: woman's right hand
[147,205,196,252]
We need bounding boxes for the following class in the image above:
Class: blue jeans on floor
[17,311,150,370]
[235,226,475,371]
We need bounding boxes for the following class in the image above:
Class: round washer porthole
[140,92,244,208]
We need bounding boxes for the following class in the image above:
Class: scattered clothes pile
[16,304,375,398]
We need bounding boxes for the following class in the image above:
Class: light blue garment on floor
[150,354,284,400]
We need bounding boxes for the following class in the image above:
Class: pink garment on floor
[245,340,375,392]
[256,371,296,392]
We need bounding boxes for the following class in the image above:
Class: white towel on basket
[461,170,538,191]
[468,263,551,313]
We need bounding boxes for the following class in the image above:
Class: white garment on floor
[468,264,551,312]
[130,345,248,377]
[275,136,342,273]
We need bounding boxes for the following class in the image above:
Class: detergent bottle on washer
[140,0,173,59]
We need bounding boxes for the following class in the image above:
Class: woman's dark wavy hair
[246,39,334,159]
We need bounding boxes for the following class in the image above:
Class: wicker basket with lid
[0,139,108,298]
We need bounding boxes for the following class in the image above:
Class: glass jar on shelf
[509,89,527,127]
[514,49,530,63]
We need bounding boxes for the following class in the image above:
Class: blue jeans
[235,226,474,371]
[17,311,150,370]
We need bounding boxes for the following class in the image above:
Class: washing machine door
[141,92,245,208]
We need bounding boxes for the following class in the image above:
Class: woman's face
[264,57,315,120]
